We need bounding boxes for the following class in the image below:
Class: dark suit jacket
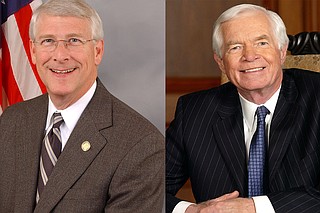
[166,69,320,213]
[0,79,164,213]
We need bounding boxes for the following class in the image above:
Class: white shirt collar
[239,86,281,132]
[46,81,97,134]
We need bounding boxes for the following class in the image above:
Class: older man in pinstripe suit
[166,4,320,213]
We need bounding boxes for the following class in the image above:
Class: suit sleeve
[105,131,165,213]
[166,97,190,212]
[268,185,320,211]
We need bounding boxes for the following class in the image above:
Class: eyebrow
[255,34,270,41]
[226,34,271,47]
[226,40,241,47]
[37,33,86,40]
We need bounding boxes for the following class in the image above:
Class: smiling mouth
[50,68,76,74]
[240,67,265,73]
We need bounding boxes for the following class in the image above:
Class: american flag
[0,0,46,115]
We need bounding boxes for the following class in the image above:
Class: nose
[241,46,259,62]
[52,41,70,62]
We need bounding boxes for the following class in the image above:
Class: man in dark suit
[0,0,164,212]
[166,4,320,213]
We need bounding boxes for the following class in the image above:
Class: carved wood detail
[288,32,320,55]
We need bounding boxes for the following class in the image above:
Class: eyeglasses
[33,38,96,52]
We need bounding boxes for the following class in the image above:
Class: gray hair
[212,4,289,58]
[29,0,104,40]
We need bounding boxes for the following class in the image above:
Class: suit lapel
[34,80,113,212]
[268,73,299,181]
[14,95,49,211]
[212,84,247,195]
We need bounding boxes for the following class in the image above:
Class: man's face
[214,11,287,102]
[30,14,104,109]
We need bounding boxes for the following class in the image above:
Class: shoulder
[111,94,158,132]
[283,68,320,89]
[113,96,163,145]
[1,94,47,122]
[94,82,163,146]
[98,79,159,131]
[283,68,320,100]
[176,82,237,111]
[0,95,48,140]
[284,68,320,81]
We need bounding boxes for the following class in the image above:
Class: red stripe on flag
[14,3,47,94]
[0,57,3,108]
[1,30,24,105]
[1,55,8,110]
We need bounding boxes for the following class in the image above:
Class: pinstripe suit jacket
[0,79,164,213]
[166,68,320,213]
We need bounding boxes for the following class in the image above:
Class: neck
[238,85,280,105]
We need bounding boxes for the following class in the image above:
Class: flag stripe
[0,48,3,111]
[1,86,9,111]
[3,15,42,101]
[1,0,43,114]
[14,2,46,93]
[30,0,42,13]
[1,29,23,104]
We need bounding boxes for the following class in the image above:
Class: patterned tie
[36,112,64,202]
[248,106,269,197]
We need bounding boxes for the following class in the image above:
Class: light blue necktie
[248,106,269,197]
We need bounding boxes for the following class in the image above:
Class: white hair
[212,4,289,58]
[29,0,104,40]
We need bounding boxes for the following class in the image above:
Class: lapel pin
[81,141,91,152]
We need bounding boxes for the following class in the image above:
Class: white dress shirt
[45,81,97,150]
[173,87,281,213]
[239,87,280,213]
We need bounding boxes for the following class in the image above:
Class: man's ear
[214,53,226,73]
[94,39,104,66]
[280,44,288,65]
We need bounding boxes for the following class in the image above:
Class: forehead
[35,14,91,38]
[221,11,274,42]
